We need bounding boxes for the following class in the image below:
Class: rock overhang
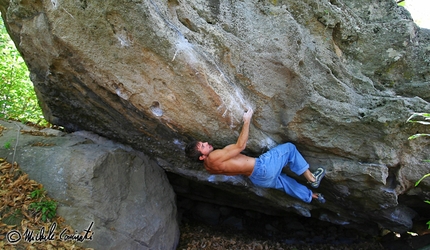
[1,0,429,234]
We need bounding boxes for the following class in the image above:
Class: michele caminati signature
[6,221,94,244]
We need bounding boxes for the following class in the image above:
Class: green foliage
[4,140,11,149]
[0,18,47,126]
[28,187,57,222]
[30,188,46,199]
[407,113,430,140]
[29,200,57,222]
[408,134,430,140]
[407,113,430,123]
[415,173,430,187]
[407,112,430,229]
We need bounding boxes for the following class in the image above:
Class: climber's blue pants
[249,143,313,203]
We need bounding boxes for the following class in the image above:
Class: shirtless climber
[185,108,326,204]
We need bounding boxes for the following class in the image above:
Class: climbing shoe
[316,193,326,204]
[310,167,325,188]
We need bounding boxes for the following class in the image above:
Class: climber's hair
[185,141,203,162]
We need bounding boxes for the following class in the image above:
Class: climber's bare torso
[202,144,256,176]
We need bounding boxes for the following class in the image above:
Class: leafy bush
[28,200,57,222]
[0,18,47,125]
[28,188,57,222]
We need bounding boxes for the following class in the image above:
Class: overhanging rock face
[1,0,429,233]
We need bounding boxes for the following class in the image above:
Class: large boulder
[0,120,179,249]
[1,0,429,233]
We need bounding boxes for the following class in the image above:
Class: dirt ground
[177,220,385,250]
